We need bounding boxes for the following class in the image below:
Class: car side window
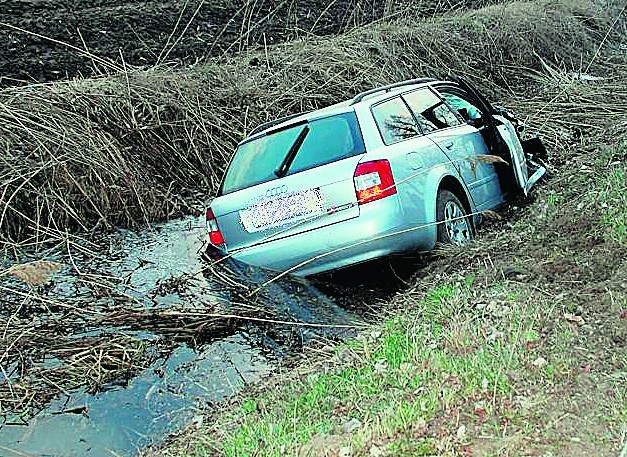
[402,88,461,133]
[439,91,483,122]
[371,97,421,145]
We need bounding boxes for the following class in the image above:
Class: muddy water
[0,336,271,456]
[0,217,359,456]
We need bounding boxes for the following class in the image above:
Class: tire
[436,190,474,246]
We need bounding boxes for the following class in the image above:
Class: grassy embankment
[146,0,627,456]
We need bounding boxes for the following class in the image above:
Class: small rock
[532,356,548,368]
[370,330,382,340]
[298,434,343,456]
[343,418,362,434]
[337,347,357,363]
[457,424,467,440]
[374,359,388,375]
[413,417,427,430]
[191,415,203,428]
[370,444,384,456]
[487,329,504,342]
[502,265,526,279]
[564,313,585,325]
[339,446,352,457]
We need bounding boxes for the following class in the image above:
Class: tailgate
[211,155,363,252]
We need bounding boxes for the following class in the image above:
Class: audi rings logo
[266,185,288,198]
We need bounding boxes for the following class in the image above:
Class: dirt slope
[0,0,496,85]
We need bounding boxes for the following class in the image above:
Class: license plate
[239,188,325,233]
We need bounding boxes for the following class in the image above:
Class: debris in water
[6,260,62,286]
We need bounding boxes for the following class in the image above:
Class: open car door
[450,75,546,196]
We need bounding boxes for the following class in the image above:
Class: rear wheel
[436,190,473,246]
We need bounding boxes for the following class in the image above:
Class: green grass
[193,282,531,456]
[600,166,627,242]
[596,144,627,242]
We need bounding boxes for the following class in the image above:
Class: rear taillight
[353,160,397,204]
[205,208,225,245]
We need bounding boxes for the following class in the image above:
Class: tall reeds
[0,0,615,247]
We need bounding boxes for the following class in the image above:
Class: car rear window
[220,112,365,195]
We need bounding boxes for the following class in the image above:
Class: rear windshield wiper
[275,125,310,178]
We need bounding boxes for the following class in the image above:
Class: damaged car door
[402,87,504,211]
[445,76,546,196]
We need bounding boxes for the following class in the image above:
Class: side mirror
[467,115,484,128]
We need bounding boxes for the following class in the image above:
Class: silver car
[206,78,546,276]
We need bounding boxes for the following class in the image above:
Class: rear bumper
[214,196,436,276]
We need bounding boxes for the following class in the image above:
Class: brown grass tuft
[481,210,502,220]
[7,260,63,286]
[472,155,509,165]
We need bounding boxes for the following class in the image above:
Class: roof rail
[350,78,437,105]
[247,112,304,137]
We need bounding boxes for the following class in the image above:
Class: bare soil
[0,0,495,86]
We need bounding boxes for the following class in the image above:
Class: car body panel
[212,153,364,252]
[229,194,431,276]
[425,125,504,210]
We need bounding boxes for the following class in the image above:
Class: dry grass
[5,260,62,286]
[0,0,617,246]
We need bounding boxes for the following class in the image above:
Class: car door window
[371,97,421,145]
[402,88,461,133]
[439,92,483,122]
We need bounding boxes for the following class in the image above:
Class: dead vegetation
[0,251,344,422]
[0,0,618,246]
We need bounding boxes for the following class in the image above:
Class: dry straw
[6,260,62,286]
[0,0,616,247]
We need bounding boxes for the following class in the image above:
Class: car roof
[242,78,452,143]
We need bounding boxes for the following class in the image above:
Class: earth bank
[0,0,499,86]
